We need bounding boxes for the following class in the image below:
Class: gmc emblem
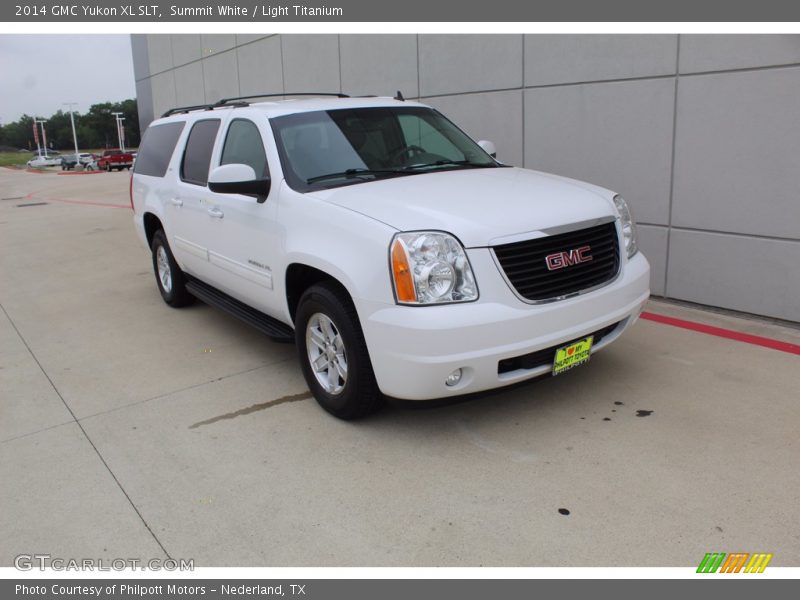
[545,246,593,271]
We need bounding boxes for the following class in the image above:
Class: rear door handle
[207,206,224,219]
[169,197,183,207]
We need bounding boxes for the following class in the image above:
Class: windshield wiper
[306,168,404,184]
[401,159,493,171]
[306,161,494,184]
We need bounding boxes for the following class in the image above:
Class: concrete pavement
[1,167,798,567]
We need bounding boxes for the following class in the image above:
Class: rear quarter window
[134,121,185,178]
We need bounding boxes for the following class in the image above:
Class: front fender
[277,184,398,323]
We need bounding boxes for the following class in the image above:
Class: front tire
[151,230,193,307]
[295,282,384,419]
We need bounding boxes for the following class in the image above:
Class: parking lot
[1,166,798,567]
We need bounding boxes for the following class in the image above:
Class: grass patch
[0,152,31,168]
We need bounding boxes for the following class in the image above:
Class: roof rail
[161,92,350,119]
[214,92,350,105]
[161,104,214,118]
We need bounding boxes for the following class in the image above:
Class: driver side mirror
[208,164,271,203]
[477,140,497,159]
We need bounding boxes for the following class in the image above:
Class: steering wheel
[389,144,426,164]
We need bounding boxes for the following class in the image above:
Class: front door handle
[169,197,183,207]
[207,206,224,219]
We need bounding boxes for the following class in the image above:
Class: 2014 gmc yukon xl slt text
[131,94,650,419]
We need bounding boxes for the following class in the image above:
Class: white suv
[131,93,650,419]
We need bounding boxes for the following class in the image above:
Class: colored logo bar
[697,553,773,573]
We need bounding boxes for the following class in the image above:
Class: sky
[0,34,136,124]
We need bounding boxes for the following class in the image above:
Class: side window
[220,119,269,179]
[134,122,186,177]
[181,119,221,186]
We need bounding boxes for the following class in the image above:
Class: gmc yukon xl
[131,93,650,419]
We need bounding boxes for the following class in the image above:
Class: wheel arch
[285,262,354,324]
[142,212,163,248]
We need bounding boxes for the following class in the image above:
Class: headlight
[390,232,478,304]
[613,195,638,258]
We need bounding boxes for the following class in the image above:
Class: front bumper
[361,249,650,400]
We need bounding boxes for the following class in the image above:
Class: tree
[43,110,72,149]
[81,100,140,149]
[0,114,37,150]
[0,99,139,151]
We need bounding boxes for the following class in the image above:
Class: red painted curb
[57,171,105,176]
[641,311,800,356]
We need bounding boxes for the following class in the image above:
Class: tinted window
[274,115,369,184]
[133,121,185,177]
[398,114,463,162]
[220,119,269,178]
[181,119,221,185]
[271,107,497,192]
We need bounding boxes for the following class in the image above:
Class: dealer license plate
[552,336,594,376]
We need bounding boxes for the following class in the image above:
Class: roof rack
[216,92,350,104]
[161,92,350,118]
[160,100,248,118]
[161,104,214,118]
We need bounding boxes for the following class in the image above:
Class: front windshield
[270,106,499,191]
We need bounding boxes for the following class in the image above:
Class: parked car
[60,153,95,170]
[27,155,61,168]
[97,148,134,171]
[132,94,650,419]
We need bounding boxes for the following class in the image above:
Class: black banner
[4,0,800,22]
[4,579,799,600]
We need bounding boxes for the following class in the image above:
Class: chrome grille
[493,221,620,302]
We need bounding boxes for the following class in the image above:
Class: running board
[185,276,295,343]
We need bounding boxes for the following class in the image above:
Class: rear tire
[151,230,193,307]
[295,282,384,419]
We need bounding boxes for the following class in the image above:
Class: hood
[308,167,617,247]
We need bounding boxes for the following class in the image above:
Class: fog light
[445,368,463,387]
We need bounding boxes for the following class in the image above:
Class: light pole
[41,121,49,157]
[64,102,81,170]
[118,116,126,153]
[33,118,42,157]
[111,111,125,152]
[34,118,48,158]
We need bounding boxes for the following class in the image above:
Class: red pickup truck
[96,149,133,171]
